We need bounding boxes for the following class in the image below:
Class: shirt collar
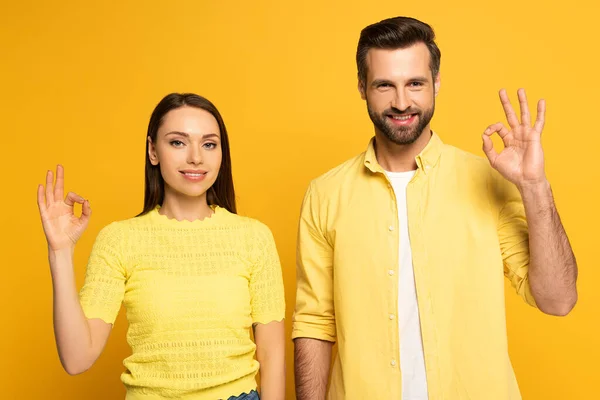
[363,131,443,175]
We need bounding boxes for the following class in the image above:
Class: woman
[37,93,286,400]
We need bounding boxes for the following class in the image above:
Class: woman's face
[148,106,222,200]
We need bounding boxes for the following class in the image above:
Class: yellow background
[1,0,597,398]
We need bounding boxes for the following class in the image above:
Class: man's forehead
[365,44,431,78]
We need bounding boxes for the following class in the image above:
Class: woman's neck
[159,190,214,222]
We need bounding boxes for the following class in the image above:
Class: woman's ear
[148,136,159,166]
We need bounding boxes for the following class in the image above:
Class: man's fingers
[482,134,499,167]
[484,122,512,147]
[499,89,520,129]
[517,88,531,127]
[533,99,546,133]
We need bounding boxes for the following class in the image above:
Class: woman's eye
[170,140,184,147]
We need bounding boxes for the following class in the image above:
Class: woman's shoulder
[217,207,274,238]
[93,211,154,239]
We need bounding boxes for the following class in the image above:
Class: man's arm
[483,88,578,315]
[292,182,336,398]
[294,338,333,400]
[519,181,577,315]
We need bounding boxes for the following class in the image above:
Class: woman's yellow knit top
[79,206,285,399]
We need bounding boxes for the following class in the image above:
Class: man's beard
[367,100,435,145]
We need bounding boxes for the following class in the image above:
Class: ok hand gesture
[482,88,547,188]
[37,165,91,251]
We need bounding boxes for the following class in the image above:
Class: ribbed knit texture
[79,206,285,399]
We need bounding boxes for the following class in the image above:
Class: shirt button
[425,165,431,170]
[389,314,395,320]
[391,360,397,367]
[388,269,394,276]
[388,225,395,231]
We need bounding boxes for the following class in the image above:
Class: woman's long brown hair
[138,93,236,216]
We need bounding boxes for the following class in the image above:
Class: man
[292,16,577,400]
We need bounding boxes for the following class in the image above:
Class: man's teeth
[391,115,413,120]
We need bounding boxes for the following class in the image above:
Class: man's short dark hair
[356,16,441,85]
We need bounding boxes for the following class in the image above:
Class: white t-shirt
[385,170,429,400]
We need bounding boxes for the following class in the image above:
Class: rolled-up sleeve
[492,171,537,308]
[292,182,336,342]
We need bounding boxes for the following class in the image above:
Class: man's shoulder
[440,142,494,175]
[440,141,517,201]
[309,151,366,194]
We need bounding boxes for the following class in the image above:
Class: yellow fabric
[79,206,285,399]
[292,133,536,400]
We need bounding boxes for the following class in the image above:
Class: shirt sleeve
[490,170,537,308]
[249,222,286,325]
[79,222,127,324]
[292,182,336,342]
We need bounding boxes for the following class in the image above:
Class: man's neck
[374,128,432,172]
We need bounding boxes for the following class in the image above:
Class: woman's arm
[38,166,112,374]
[50,248,112,374]
[253,320,286,400]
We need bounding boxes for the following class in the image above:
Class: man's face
[360,43,440,145]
